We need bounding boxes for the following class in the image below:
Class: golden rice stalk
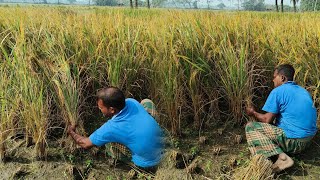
[0,130,5,162]
[0,60,19,162]
[233,154,274,180]
[48,59,85,152]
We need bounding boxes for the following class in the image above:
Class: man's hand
[246,106,255,116]
[67,124,76,135]
[67,124,94,149]
[245,106,276,124]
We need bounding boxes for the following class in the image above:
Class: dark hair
[275,64,295,81]
[96,87,125,110]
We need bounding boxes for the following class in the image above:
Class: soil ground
[1,125,320,180]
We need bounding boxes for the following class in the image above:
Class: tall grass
[14,51,50,159]
[48,57,85,151]
[216,37,254,123]
[33,26,87,151]
[0,63,19,162]
[0,7,319,146]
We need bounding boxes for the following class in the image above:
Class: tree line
[0,0,319,11]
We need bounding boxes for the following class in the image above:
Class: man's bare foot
[272,153,294,173]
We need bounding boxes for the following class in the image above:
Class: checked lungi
[105,143,132,162]
[245,122,313,158]
[105,99,158,164]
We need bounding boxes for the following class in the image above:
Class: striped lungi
[140,98,158,118]
[245,122,313,158]
[105,142,132,162]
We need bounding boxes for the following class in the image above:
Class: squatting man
[67,87,164,172]
[245,64,317,172]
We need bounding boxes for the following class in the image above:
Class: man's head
[96,87,125,117]
[273,64,295,88]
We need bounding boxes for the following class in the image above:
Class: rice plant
[215,35,255,123]
[14,55,50,159]
[0,6,319,141]
[45,57,85,151]
[0,63,19,162]
[2,19,51,159]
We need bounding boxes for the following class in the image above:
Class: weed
[106,176,114,180]
[67,154,75,164]
[190,146,199,156]
[85,159,93,169]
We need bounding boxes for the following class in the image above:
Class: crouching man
[68,87,164,172]
[245,64,317,172]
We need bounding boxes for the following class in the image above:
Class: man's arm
[68,126,94,149]
[246,107,276,124]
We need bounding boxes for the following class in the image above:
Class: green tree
[67,0,76,3]
[242,0,266,11]
[152,0,167,7]
[291,0,299,12]
[147,0,150,8]
[193,0,198,9]
[301,0,320,11]
[94,0,117,6]
[217,2,226,9]
[176,0,194,8]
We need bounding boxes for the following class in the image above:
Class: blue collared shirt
[89,98,164,167]
[262,81,317,138]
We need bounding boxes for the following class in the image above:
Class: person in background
[245,64,317,172]
[68,87,164,172]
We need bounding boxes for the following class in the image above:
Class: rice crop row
[0,6,319,158]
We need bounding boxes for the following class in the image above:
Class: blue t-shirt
[262,81,317,138]
[89,98,164,168]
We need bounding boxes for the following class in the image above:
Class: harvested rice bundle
[234,154,274,180]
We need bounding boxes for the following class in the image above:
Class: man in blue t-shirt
[245,64,317,172]
[67,87,164,171]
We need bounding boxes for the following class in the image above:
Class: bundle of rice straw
[233,154,274,180]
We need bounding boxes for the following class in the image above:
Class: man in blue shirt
[68,87,164,171]
[245,64,317,172]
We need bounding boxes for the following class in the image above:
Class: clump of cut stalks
[233,154,274,180]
